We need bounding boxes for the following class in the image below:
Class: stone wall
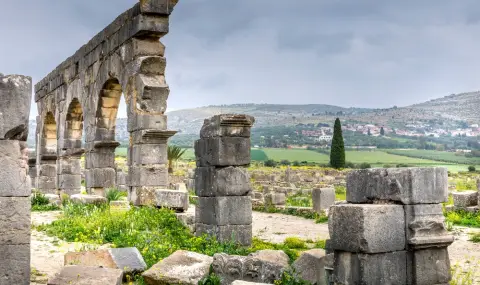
[0,73,33,284]
[327,167,454,284]
[34,0,179,203]
[194,114,255,246]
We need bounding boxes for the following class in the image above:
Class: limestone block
[139,0,179,14]
[142,250,213,285]
[0,74,32,141]
[292,249,327,285]
[195,166,251,197]
[196,223,252,246]
[200,114,255,138]
[116,170,127,186]
[129,165,168,187]
[127,113,167,132]
[130,14,169,38]
[58,138,82,150]
[0,244,30,285]
[130,129,176,145]
[155,189,189,211]
[135,74,169,113]
[58,174,82,189]
[312,188,335,213]
[195,137,251,167]
[452,191,478,207]
[212,250,289,284]
[254,192,264,200]
[85,168,116,188]
[64,248,147,275]
[39,164,57,177]
[404,204,454,249]
[196,196,252,225]
[408,247,451,285]
[130,143,167,165]
[70,194,107,205]
[85,150,116,169]
[129,186,157,206]
[346,167,448,204]
[122,38,165,64]
[0,197,30,245]
[175,183,187,191]
[57,158,82,175]
[176,212,195,232]
[264,192,286,206]
[333,251,407,285]
[47,265,123,285]
[0,140,31,197]
[36,176,57,193]
[328,204,406,253]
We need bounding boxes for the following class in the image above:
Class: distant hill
[27,91,480,146]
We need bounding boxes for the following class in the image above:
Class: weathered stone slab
[139,0,179,15]
[346,167,448,204]
[312,188,335,213]
[328,204,406,253]
[129,165,168,187]
[47,265,123,285]
[0,140,30,197]
[85,150,116,169]
[404,204,454,249]
[196,196,252,225]
[212,250,289,285]
[85,168,116,188]
[195,137,251,167]
[292,249,326,285]
[0,244,30,285]
[196,223,252,246]
[58,174,82,189]
[452,190,478,208]
[38,164,57,177]
[333,251,407,285]
[264,192,286,206]
[200,114,255,138]
[70,194,107,205]
[0,197,30,245]
[195,166,251,197]
[64,248,147,275]
[142,250,213,285]
[408,247,451,285]
[0,74,32,141]
[57,158,82,175]
[130,143,167,165]
[155,189,189,211]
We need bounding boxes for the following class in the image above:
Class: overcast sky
[2,0,480,119]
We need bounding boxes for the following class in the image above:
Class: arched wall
[34,0,178,202]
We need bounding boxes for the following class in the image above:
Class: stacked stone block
[195,114,255,246]
[329,167,453,285]
[0,73,33,284]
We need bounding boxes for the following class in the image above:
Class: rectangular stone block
[0,197,30,245]
[85,149,116,169]
[127,112,167,132]
[135,74,169,113]
[116,170,127,186]
[404,204,454,249]
[57,158,81,175]
[130,129,176,145]
[408,247,451,285]
[130,14,169,38]
[264,192,286,206]
[200,114,254,138]
[312,188,335,213]
[38,164,57,177]
[85,168,116,188]
[123,38,165,64]
[58,174,82,189]
[129,186,156,206]
[37,176,57,193]
[195,137,251,167]
[47,265,123,285]
[196,196,252,226]
[139,0,178,15]
[0,141,30,197]
[0,74,32,141]
[196,223,252,246]
[195,166,251,197]
[155,189,189,211]
[129,144,167,165]
[452,191,478,207]
[346,167,448,204]
[0,244,30,285]
[328,204,406,253]
[333,251,407,285]
[129,165,168,187]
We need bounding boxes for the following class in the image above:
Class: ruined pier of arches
[33,0,179,205]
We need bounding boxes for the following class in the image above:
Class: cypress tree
[380,127,385,136]
[330,118,345,169]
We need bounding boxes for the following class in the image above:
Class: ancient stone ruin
[0,73,33,284]
[195,114,255,246]
[33,0,179,204]
[327,167,454,284]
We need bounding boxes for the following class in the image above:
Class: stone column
[194,114,255,246]
[57,154,83,196]
[0,73,32,284]
[28,153,37,189]
[328,167,453,285]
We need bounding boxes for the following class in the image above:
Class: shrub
[344,161,355,169]
[264,159,277,167]
[358,162,371,169]
[468,165,476,172]
[31,191,50,206]
[283,237,307,249]
[396,163,410,168]
[280,160,291,166]
[292,161,300,167]
[105,188,126,202]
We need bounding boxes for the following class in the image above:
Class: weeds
[445,210,480,228]
[105,188,127,202]
[31,191,61,212]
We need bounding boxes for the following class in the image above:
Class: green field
[115,147,476,172]
[386,149,480,165]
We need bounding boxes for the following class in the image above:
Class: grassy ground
[386,149,480,165]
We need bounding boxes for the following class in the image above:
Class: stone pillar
[194,114,255,246]
[28,153,37,189]
[57,154,83,196]
[328,167,454,285]
[85,142,118,196]
[0,73,32,284]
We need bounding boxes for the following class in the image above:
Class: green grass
[251,149,269,161]
[444,210,480,228]
[386,149,480,165]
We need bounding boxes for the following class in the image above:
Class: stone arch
[65,98,84,144]
[37,111,58,194]
[43,112,57,154]
[95,78,123,141]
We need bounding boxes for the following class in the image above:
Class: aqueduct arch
[34,0,179,204]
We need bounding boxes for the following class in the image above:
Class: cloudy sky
[2,0,480,118]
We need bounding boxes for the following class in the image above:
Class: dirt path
[31,210,480,284]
